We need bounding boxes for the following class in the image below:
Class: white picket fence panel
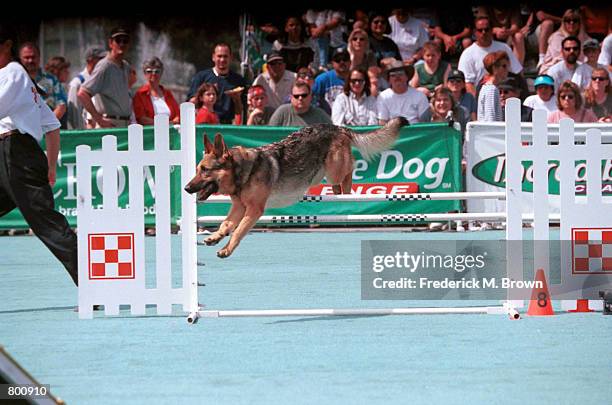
[76,103,197,318]
[505,98,612,309]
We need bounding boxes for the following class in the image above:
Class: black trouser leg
[0,134,78,286]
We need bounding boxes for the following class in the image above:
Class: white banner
[465,122,612,215]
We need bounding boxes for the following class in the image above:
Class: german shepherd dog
[184,117,408,258]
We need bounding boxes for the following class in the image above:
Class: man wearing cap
[78,27,132,128]
[499,77,532,121]
[572,38,611,88]
[67,46,106,129]
[446,69,477,121]
[377,59,428,125]
[524,75,558,113]
[312,48,350,114]
[253,51,296,110]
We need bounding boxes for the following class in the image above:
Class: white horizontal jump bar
[190,306,506,322]
[197,213,561,224]
[203,192,506,204]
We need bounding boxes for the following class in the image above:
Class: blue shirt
[312,70,345,113]
[186,68,247,124]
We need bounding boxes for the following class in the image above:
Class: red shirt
[132,83,180,123]
[195,107,219,124]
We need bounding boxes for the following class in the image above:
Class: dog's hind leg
[217,202,265,258]
[341,172,353,194]
[204,197,245,246]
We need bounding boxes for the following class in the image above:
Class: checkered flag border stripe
[302,196,322,202]
[381,214,427,222]
[271,215,318,224]
[386,195,431,201]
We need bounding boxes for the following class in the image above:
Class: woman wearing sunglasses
[547,81,597,123]
[539,8,592,74]
[332,68,378,126]
[132,57,180,125]
[583,68,612,122]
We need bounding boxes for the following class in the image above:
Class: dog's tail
[350,117,409,161]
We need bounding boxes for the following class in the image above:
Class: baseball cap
[498,77,520,91]
[331,48,350,62]
[110,27,130,39]
[448,69,465,81]
[84,46,107,60]
[582,38,600,50]
[265,51,284,64]
[534,75,554,88]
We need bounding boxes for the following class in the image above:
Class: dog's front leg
[216,204,264,258]
[204,197,245,246]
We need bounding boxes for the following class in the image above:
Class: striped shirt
[477,83,502,122]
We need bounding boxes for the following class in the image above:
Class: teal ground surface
[1,231,611,405]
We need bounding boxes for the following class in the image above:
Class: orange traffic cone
[567,299,594,313]
[527,268,554,316]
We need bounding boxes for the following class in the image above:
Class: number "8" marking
[537,292,548,307]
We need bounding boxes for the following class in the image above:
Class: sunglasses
[297,72,313,79]
[592,76,609,81]
[476,27,491,33]
[352,37,367,42]
[292,93,309,99]
[145,68,161,74]
[560,94,575,100]
[563,46,580,52]
[114,37,130,45]
[563,18,580,24]
[350,78,365,84]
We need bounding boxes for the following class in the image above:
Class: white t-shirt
[331,93,378,126]
[571,63,611,89]
[151,95,171,116]
[547,61,579,91]
[523,95,558,113]
[387,15,429,61]
[0,61,60,141]
[598,33,612,66]
[377,87,429,124]
[458,41,523,85]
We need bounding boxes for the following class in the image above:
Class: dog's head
[184,133,233,201]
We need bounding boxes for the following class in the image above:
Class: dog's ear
[203,133,214,155]
[213,133,228,157]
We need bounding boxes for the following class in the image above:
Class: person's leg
[538,20,554,66]
[512,32,526,65]
[7,134,78,285]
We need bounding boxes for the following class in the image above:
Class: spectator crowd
[20,6,612,135]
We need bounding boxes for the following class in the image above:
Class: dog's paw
[204,234,222,246]
[216,248,232,258]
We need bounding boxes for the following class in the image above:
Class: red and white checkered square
[88,233,135,280]
[572,228,612,274]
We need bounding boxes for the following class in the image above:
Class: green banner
[0,123,463,230]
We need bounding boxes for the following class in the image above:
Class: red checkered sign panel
[572,228,612,274]
[88,233,135,280]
